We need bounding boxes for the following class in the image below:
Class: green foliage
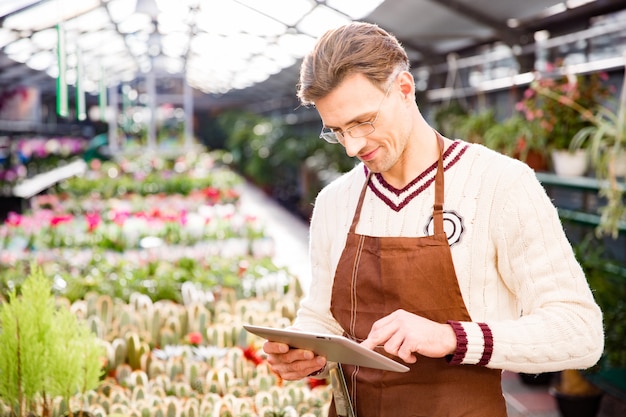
[455,109,497,144]
[0,264,104,417]
[0,253,288,305]
[430,100,469,139]
[483,114,547,161]
[219,109,355,214]
[574,234,626,368]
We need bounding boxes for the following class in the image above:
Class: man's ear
[398,71,415,99]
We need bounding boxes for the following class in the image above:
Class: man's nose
[342,135,366,158]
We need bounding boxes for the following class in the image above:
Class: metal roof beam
[432,0,533,47]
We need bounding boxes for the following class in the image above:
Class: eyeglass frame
[319,73,398,144]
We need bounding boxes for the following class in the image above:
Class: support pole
[184,79,194,149]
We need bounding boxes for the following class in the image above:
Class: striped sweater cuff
[446,321,493,366]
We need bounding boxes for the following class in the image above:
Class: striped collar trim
[363,140,468,212]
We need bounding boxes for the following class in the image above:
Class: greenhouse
[1,1,626,417]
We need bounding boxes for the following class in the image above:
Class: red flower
[307,377,328,390]
[242,345,264,365]
[187,332,203,345]
[203,187,221,203]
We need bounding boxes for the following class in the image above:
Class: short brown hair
[297,22,409,106]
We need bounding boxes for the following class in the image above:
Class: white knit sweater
[294,140,604,373]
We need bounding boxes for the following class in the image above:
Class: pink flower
[50,214,73,227]
[85,212,101,232]
[6,212,22,227]
[110,210,130,225]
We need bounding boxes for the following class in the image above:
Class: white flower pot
[551,149,588,177]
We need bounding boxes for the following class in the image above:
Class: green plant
[431,100,469,140]
[548,234,626,405]
[536,61,625,238]
[456,109,497,144]
[483,114,547,163]
[574,234,626,370]
[0,264,104,417]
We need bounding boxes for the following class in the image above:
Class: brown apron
[329,134,507,416]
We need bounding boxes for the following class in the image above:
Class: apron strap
[433,131,445,235]
[349,171,371,234]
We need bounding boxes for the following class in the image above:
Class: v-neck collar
[364,140,468,212]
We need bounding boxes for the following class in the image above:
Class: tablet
[243,324,409,373]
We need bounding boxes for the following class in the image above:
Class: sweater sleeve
[292,177,349,336]
[449,166,604,373]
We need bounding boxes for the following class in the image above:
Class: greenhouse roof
[1,0,625,112]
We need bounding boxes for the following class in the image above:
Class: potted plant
[550,369,604,417]
[548,232,626,417]
[516,62,612,176]
[0,264,104,417]
[483,114,548,171]
[455,108,497,144]
[431,100,469,141]
[535,56,626,238]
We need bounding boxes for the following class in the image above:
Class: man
[263,22,603,416]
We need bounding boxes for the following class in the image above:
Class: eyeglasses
[319,76,396,144]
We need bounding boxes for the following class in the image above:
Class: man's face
[315,72,411,175]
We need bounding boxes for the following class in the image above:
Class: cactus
[87,315,106,340]
[152,374,173,395]
[150,307,163,345]
[98,398,111,414]
[166,358,185,382]
[255,392,273,410]
[216,368,235,394]
[52,397,69,417]
[186,361,202,385]
[166,399,178,417]
[277,300,297,322]
[148,358,165,379]
[96,294,114,327]
[164,315,183,343]
[131,386,147,402]
[111,337,128,369]
[126,331,150,370]
[150,384,166,400]
[129,370,150,387]
[69,299,88,320]
[119,310,134,332]
[115,363,133,384]
[173,381,190,398]
[159,327,177,347]
[178,307,189,337]
[140,350,152,373]
[184,397,200,417]
[110,403,130,415]
[269,386,282,407]
[187,302,211,334]
[130,292,154,314]
[89,405,108,417]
